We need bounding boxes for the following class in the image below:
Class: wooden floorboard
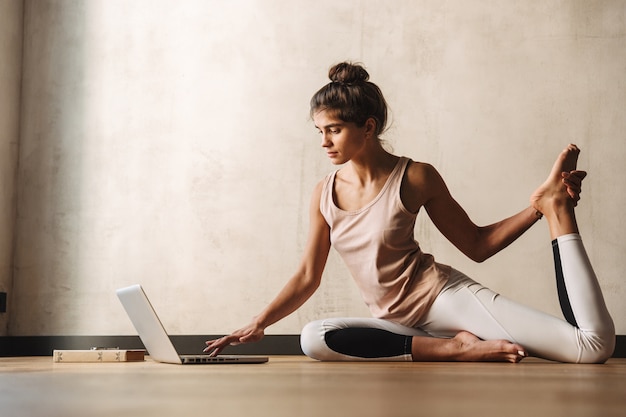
[1,356,625,417]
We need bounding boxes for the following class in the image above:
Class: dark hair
[310,62,388,137]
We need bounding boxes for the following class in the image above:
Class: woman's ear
[365,117,377,138]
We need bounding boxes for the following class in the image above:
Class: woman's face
[313,109,370,165]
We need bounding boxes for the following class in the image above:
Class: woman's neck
[346,146,399,185]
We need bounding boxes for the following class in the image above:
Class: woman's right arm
[204,180,331,356]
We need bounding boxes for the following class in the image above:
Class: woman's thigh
[418,269,584,362]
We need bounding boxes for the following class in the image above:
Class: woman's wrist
[530,206,543,221]
[252,314,269,330]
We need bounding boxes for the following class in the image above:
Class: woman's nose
[321,133,331,147]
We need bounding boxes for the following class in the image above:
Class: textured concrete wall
[0,0,23,335]
[9,0,626,336]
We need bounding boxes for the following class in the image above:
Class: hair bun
[329,62,370,84]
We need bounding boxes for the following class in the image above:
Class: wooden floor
[1,356,625,417]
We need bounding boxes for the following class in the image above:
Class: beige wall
[0,0,23,334]
[7,0,626,336]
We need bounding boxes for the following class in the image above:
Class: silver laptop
[116,284,268,364]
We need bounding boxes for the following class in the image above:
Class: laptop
[116,284,268,364]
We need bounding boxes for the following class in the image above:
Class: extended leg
[419,267,613,363]
[532,144,614,360]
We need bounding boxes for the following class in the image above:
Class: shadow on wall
[12,2,90,334]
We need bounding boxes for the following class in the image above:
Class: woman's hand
[562,170,587,206]
[203,321,265,356]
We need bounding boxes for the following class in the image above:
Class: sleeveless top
[319,157,451,327]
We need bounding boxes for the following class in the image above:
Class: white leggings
[301,234,615,363]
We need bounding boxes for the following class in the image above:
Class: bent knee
[578,329,616,364]
[300,320,331,361]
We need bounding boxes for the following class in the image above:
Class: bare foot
[530,144,580,216]
[452,331,526,363]
[530,144,581,238]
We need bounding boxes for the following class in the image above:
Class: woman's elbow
[464,246,493,263]
[468,253,489,263]
[464,231,499,263]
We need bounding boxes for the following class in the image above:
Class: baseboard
[0,334,303,357]
[0,334,624,358]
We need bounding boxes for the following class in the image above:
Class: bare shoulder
[306,178,322,210]
[401,160,447,212]
[404,160,445,190]
[307,179,331,246]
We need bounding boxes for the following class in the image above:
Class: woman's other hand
[203,321,265,356]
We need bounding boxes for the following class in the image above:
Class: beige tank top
[320,157,451,327]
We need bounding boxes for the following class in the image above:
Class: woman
[205,62,615,363]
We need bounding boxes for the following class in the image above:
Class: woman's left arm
[426,167,539,262]
[405,162,538,262]
[412,163,585,262]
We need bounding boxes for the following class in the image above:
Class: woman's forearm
[473,206,542,262]
[254,273,321,329]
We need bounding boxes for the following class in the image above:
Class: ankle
[545,205,579,239]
